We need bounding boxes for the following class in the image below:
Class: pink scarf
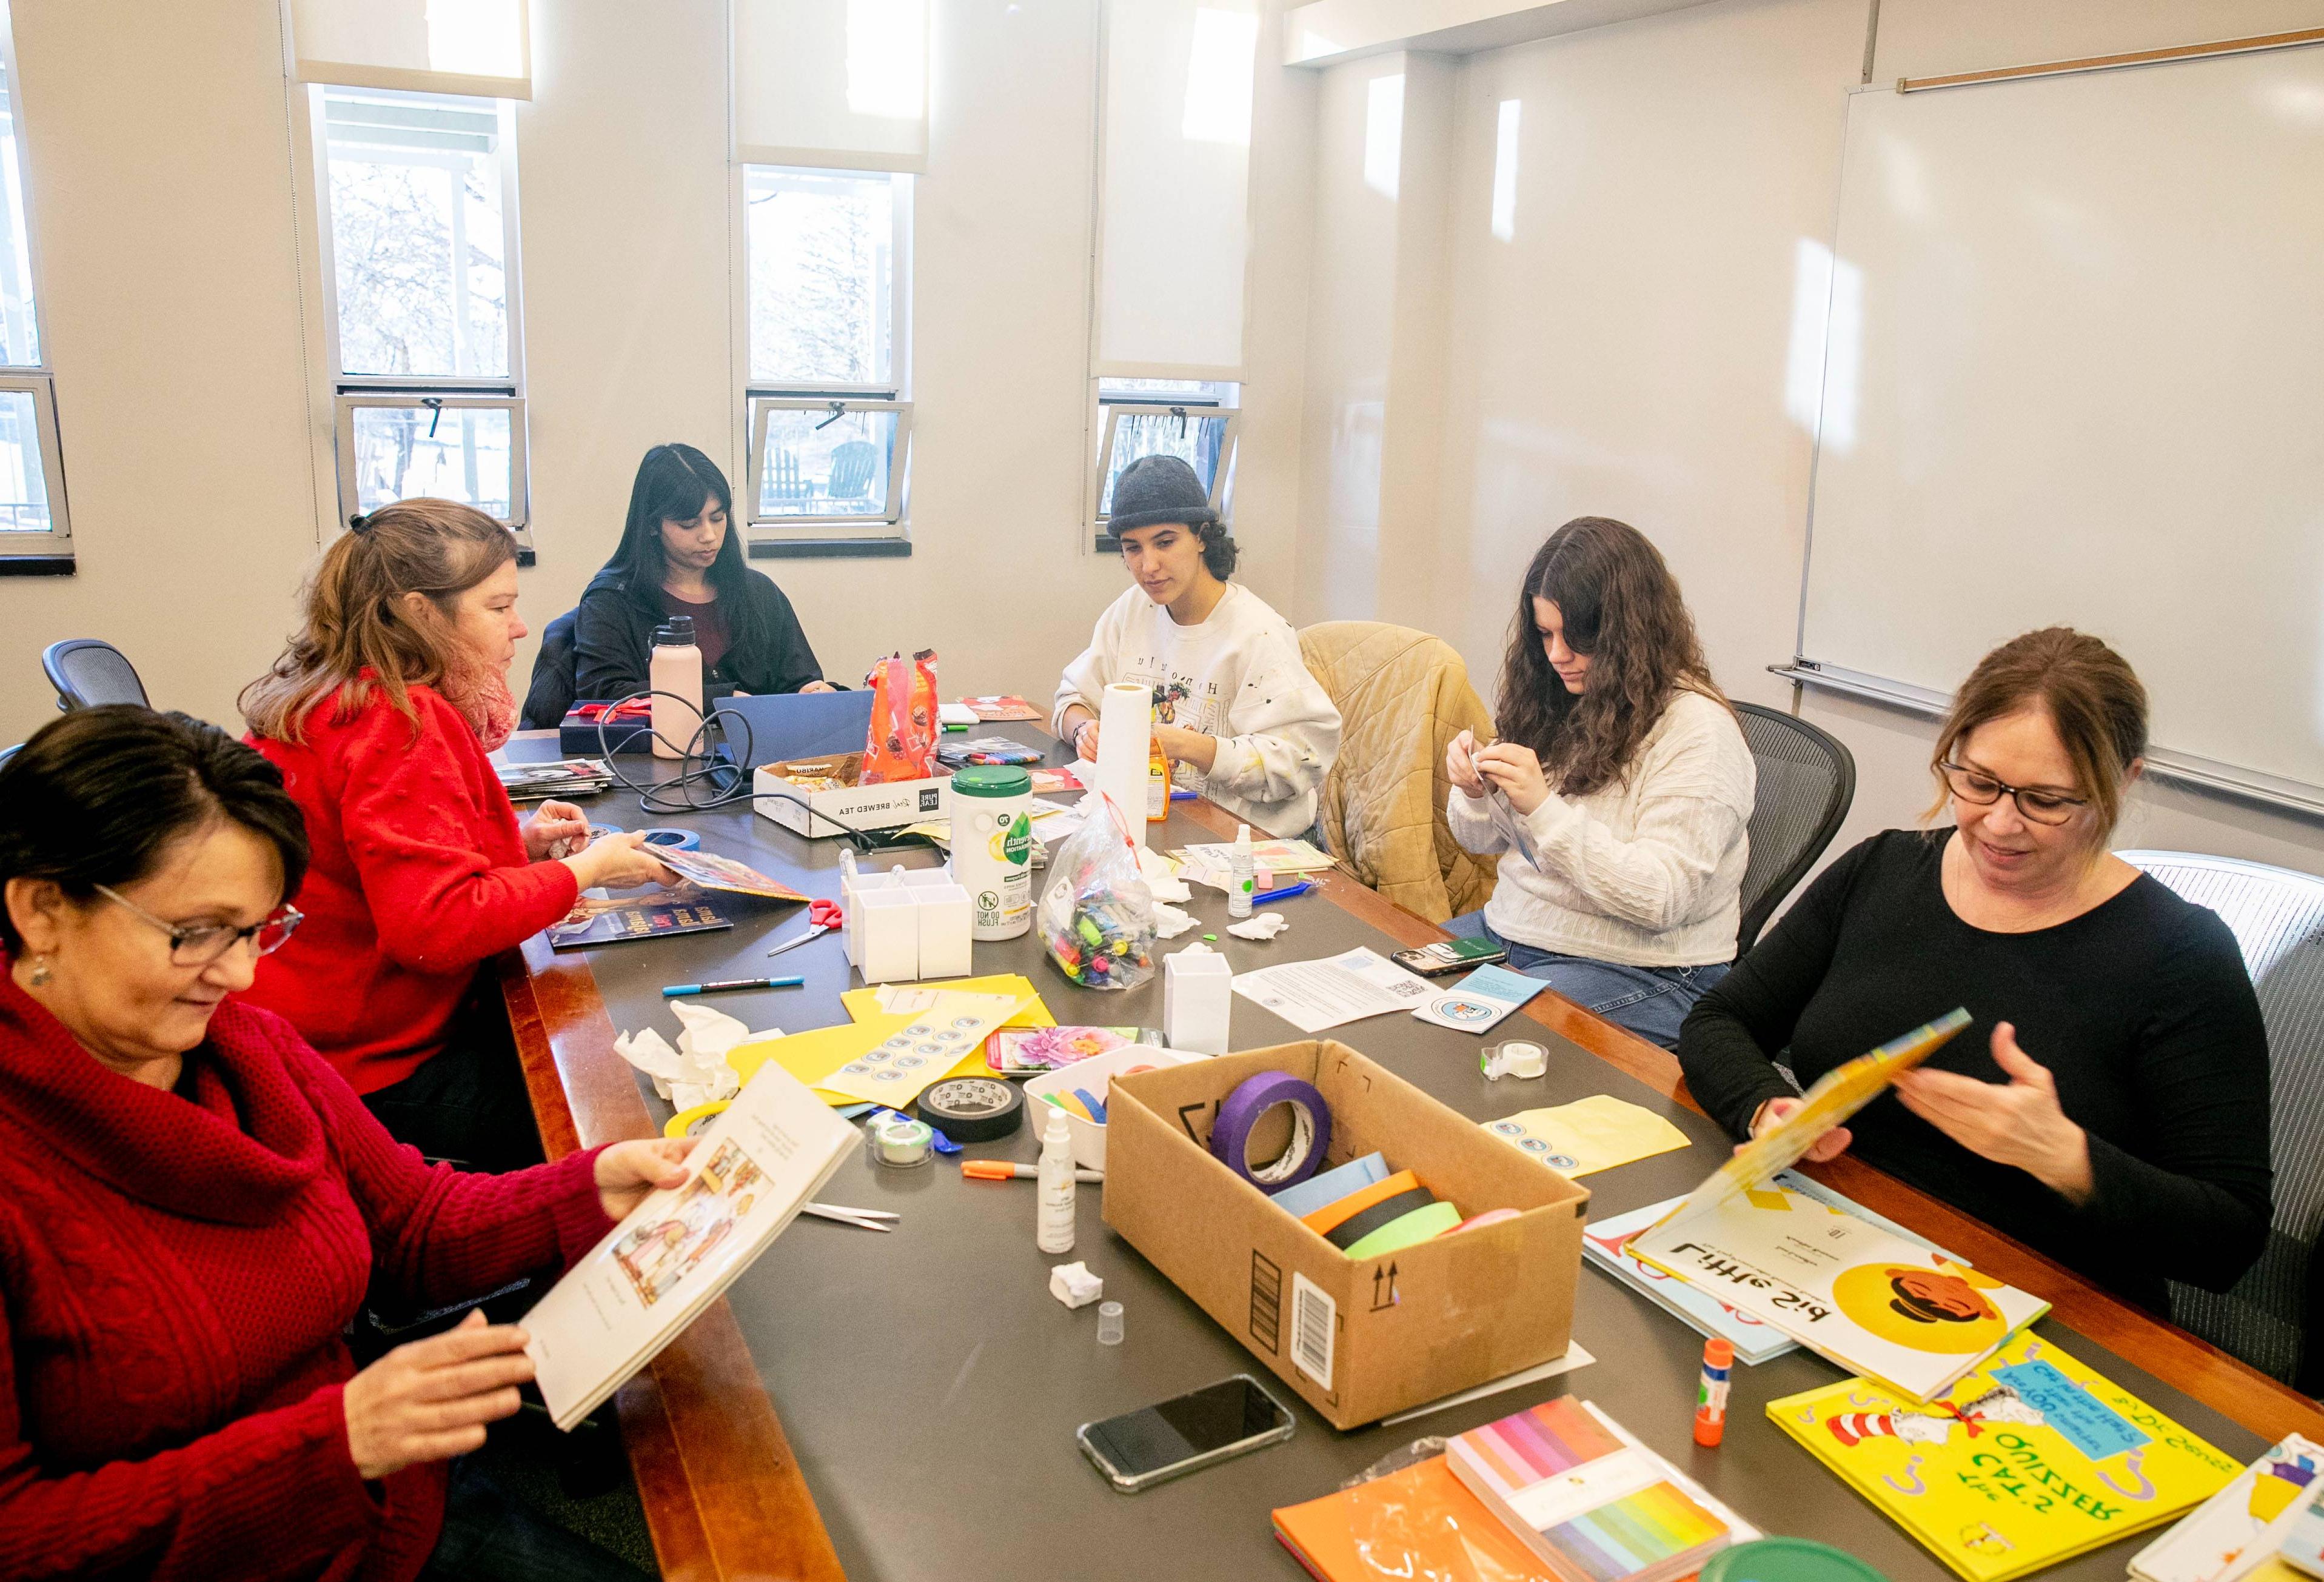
[441,660,520,753]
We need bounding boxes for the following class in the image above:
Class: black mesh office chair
[1730,703,1856,955]
[2121,850,2324,1391]
[42,639,150,711]
[0,742,19,769]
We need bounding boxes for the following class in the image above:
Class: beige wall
[0,0,1318,741]
[1296,0,2324,879]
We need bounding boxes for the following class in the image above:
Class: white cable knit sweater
[1447,690,1755,967]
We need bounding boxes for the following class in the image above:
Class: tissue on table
[1152,901,1199,940]
[1137,846,1191,904]
[1227,910,1290,941]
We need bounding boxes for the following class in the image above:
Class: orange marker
[1693,1337,1733,1447]
[962,1160,1102,1184]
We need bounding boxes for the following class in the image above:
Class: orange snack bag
[860,649,940,784]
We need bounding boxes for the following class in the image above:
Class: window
[0,1,67,566]
[313,85,528,535]
[1093,378,1239,542]
[742,164,912,540]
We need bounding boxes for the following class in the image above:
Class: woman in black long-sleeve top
[1678,628,2271,1314]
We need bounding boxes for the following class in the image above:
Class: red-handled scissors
[765,899,842,959]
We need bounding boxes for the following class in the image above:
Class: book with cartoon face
[1770,1330,2242,1582]
[2132,1435,2324,1582]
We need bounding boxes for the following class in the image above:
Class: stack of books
[496,756,615,801]
[2132,1435,2324,1582]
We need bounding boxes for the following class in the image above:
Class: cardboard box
[752,752,949,839]
[1104,1041,1590,1429]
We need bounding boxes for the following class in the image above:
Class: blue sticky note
[1455,965,1550,1007]
[1268,1151,1388,1217]
[1991,1361,2149,1462]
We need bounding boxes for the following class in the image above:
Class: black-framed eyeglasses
[95,885,304,966]
[1937,762,2089,827]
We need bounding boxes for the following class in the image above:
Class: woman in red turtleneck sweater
[0,707,685,1581]
[241,498,672,1171]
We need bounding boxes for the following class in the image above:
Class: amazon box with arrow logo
[1105,1040,1589,1429]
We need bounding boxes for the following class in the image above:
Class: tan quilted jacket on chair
[1298,621,1498,925]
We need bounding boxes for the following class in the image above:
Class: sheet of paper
[1481,1094,1692,1176]
[1379,1342,1597,1427]
[1179,836,1334,873]
[1412,963,1549,1034]
[1231,947,1435,1033]
[814,991,1030,1105]
[728,1013,916,1103]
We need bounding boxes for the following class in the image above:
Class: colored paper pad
[1482,1095,1690,1178]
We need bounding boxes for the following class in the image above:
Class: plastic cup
[1096,1301,1124,1346]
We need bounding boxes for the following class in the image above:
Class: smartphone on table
[1076,1374,1296,1494]
[1391,936,1511,977]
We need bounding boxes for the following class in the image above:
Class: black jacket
[569,566,825,706]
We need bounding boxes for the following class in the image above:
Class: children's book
[546,886,734,950]
[649,846,809,906]
[1767,1329,2242,1582]
[2280,1484,2324,1580]
[960,694,1043,721]
[523,1061,856,1429]
[1582,1170,1958,1365]
[1447,1398,1755,1582]
[2131,1436,2324,1582]
[983,1024,1156,1073]
[1629,1177,2046,1401]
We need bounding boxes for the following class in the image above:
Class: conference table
[495,725,2324,1582]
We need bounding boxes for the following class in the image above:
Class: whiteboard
[1797,44,2324,810]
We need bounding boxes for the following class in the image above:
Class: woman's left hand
[1154,725,1217,775]
[800,679,837,695]
[594,1136,698,1221]
[1892,1023,2094,1203]
[523,800,592,861]
[1475,741,1550,816]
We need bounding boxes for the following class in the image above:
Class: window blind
[1093,0,1258,381]
[734,0,929,173]
[288,0,531,99]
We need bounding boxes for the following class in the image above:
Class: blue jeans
[421,1459,653,1582]
[1443,913,1728,1050]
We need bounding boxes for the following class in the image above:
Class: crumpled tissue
[1227,910,1290,941]
[1152,901,1199,940]
[1137,846,1191,904]
[615,1003,766,1113]
[1049,1261,1105,1309]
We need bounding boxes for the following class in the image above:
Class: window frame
[1089,390,1241,550]
[309,87,532,539]
[736,163,914,547]
[0,5,68,567]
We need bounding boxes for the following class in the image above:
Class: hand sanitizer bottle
[1228,823,1255,918]
[1036,1108,1077,1254]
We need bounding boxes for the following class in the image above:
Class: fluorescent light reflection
[846,0,926,120]
[1490,99,1520,241]
[1785,238,1863,453]
[1183,7,1259,145]
[1365,75,1404,198]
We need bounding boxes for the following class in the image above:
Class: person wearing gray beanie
[1052,456,1341,840]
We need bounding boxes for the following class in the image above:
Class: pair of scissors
[802,1201,899,1233]
[766,899,842,958]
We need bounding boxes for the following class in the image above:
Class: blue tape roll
[638,827,702,850]
[1210,1072,1330,1190]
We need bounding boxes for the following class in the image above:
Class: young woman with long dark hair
[571,442,832,703]
[1444,516,1755,1047]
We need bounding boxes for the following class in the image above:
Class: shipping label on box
[1103,1041,1590,1429]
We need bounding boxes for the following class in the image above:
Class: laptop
[713,690,876,773]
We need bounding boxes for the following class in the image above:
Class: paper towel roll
[1093,681,1152,850]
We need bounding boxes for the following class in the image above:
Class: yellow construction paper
[840,973,1053,1031]
[728,1013,917,1104]
[814,992,1029,1106]
[1480,1093,1692,1177]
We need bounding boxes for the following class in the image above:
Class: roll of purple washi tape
[1209,1071,1331,1190]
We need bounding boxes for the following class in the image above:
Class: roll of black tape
[1324,1185,1438,1251]
[917,1076,1025,1143]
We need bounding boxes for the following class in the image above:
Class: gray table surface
[511,730,2265,1582]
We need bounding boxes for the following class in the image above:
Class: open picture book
[522,1061,857,1429]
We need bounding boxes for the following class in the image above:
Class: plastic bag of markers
[860,649,939,784]
[1037,793,1156,991]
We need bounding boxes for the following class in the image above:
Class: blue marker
[663,975,806,998]
[1250,879,1318,905]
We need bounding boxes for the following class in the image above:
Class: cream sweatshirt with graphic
[1447,690,1755,967]
[1053,582,1341,839]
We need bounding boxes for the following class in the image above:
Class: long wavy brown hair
[241,498,517,744]
[1495,517,1724,797]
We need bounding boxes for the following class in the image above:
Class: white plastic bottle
[648,616,704,760]
[1227,823,1255,918]
[1036,1108,1077,1254]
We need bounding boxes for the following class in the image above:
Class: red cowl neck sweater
[0,972,614,1581]
[245,681,580,1094]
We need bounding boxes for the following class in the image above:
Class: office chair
[1730,703,1856,954]
[2121,850,2324,1391]
[41,639,150,711]
[0,742,19,770]
[521,608,580,730]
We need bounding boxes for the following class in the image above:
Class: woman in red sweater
[0,706,685,1581]
[241,499,671,1171]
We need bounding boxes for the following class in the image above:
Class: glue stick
[1693,1337,1732,1447]
[1228,824,1254,918]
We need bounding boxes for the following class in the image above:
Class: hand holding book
[1892,1021,2094,1203]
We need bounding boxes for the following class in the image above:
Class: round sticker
[1431,997,1498,1026]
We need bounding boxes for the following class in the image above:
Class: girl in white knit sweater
[1446,517,1755,1047]
[1055,456,1340,839]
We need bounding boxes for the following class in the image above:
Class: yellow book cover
[1768,1330,2242,1582]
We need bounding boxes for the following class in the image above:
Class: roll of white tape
[1481,1040,1548,1081]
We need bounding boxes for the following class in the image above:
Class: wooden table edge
[500,939,848,1582]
